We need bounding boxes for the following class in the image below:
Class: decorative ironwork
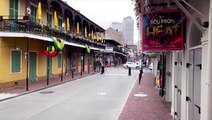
[0,15,105,48]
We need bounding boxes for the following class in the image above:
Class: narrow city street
[0,67,139,120]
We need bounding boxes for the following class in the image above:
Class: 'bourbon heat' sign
[142,10,184,51]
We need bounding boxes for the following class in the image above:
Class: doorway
[29,52,37,83]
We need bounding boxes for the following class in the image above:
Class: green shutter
[58,53,62,68]
[12,51,21,73]
[10,0,14,9]
[9,0,18,19]
[30,5,37,21]
[14,0,18,11]
[9,0,15,19]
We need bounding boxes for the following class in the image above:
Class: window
[30,4,37,22]
[58,18,63,30]
[47,13,53,27]
[9,0,19,19]
[58,53,62,68]
[11,50,21,73]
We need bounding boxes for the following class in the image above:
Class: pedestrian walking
[100,63,105,74]
[139,67,143,84]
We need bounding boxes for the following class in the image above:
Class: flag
[37,2,42,23]
[96,33,99,41]
[54,11,58,29]
[76,22,79,35]
[66,17,70,32]
[85,27,87,37]
[91,30,94,40]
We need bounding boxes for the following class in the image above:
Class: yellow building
[0,0,105,88]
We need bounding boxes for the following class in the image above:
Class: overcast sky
[67,0,138,44]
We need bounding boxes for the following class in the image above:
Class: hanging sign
[142,10,184,51]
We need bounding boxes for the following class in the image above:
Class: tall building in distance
[111,16,134,45]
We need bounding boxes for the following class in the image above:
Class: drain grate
[40,91,54,94]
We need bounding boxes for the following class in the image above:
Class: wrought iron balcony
[113,47,127,55]
[0,15,105,47]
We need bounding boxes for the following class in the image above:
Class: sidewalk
[0,71,97,101]
[119,70,173,120]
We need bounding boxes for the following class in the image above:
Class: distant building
[104,27,127,66]
[122,16,134,45]
[111,16,134,46]
[126,45,137,61]
[111,22,122,32]
[105,27,125,45]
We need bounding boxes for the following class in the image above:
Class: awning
[105,51,127,57]
[0,32,103,51]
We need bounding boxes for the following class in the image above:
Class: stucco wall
[0,0,9,16]
[0,37,65,83]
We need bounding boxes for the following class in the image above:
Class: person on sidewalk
[139,67,143,84]
[100,63,105,74]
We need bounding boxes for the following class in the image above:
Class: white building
[122,16,134,45]
[134,0,212,120]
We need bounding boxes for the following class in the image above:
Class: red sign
[142,10,184,51]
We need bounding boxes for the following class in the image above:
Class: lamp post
[25,0,30,91]
[60,51,63,81]
[26,40,29,91]
[47,45,50,85]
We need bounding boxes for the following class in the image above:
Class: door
[188,50,194,120]
[47,57,52,79]
[29,52,37,83]
[174,52,182,120]
[193,49,201,119]
[187,48,201,120]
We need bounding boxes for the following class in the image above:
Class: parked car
[123,62,140,69]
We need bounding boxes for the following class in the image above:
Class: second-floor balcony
[0,15,105,48]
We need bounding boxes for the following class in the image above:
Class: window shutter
[12,51,21,73]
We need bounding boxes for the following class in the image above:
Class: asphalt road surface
[0,67,139,120]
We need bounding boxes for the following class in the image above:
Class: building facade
[134,0,212,120]
[0,0,105,89]
[105,27,127,67]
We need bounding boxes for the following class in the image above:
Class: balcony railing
[113,47,127,55]
[0,15,105,47]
